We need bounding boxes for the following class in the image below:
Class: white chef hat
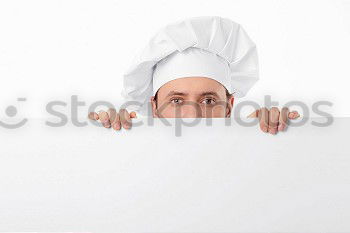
[121,16,259,115]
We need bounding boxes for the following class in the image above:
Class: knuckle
[99,112,109,121]
[108,109,117,119]
[261,107,268,112]
[270,107,280,114]
[108,109,116,116]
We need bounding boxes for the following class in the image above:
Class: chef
[88,16,299,134]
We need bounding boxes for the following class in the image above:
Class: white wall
[0,118,349,231]
[0,0,349,119]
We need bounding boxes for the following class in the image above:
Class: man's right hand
[88,108,137,130]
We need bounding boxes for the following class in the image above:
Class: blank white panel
[0,117,349,232]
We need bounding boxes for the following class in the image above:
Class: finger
[88,112,99,121]
[98,111,111,128]
[247,109,259,118]
[259,107,269,133]
[112,113,121,131]
[119,109,132,130]
[268,107,280,135]
[278,107,289,131]
[288,111,300,119]
[107,108,117,124]
[130,111,137,118]
[108,108,119,130]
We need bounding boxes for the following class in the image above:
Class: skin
[88,77,300,134]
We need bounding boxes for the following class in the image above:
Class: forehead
[156,77,227,97]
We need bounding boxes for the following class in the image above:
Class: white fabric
[152,47,232,95]
[122,16,259,115]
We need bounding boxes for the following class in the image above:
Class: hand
[247,107,300,134]
[88,108,137,130]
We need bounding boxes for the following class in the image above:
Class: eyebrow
[165,91,220,98]
[199,91,220,98]
[165,91,189,98]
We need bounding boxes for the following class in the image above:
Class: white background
[1,2,350,231]
[0,0,350,119]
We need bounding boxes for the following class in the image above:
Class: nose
[178,102,202,118]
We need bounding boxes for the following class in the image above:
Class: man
[88,16,299,134]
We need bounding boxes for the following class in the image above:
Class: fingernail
[262,126,268,133]
[269,128,277,134]
[278,124,285,131]
[103,122,111,128]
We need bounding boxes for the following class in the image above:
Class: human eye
[201,98,216,105]
[170,98,184,104]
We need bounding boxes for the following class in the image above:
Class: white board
[0,117,349,232]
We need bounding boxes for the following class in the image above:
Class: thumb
[130,111,137,118]
[288,111,300,119]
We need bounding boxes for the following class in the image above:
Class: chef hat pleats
[121,16,259,114]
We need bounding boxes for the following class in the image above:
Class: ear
[150,96,158,118]
[226,95,234,118]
